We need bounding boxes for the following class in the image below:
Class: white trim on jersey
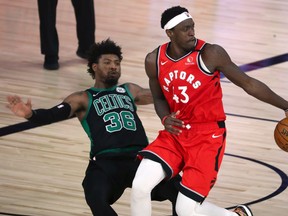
[199,54,213,74]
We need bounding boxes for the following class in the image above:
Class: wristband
[161,115,168,125]
[27,110,36,119]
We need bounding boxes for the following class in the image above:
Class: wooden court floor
[0,0,287,215]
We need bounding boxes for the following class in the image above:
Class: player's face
[95,54,121,86]
[171,18,196,52]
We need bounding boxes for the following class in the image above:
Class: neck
[94,83,112,89]
[94,81,117,89]
[167,43,192,59]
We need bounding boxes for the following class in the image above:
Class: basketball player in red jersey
[131,5,288,216]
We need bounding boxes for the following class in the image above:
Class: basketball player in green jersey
[7,39,181,216]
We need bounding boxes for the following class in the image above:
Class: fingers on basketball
[274,118,288,152]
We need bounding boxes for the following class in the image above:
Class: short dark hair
[160,6,189,29]
[87,38,123,79]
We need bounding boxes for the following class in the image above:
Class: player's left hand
[162,111,185,135]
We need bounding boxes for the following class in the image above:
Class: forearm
[154,97,184,134]
[244,79,288,111]
[153,98,170,120]
[27,102,72,125]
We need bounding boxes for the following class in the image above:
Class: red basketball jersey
[157,39,226,123]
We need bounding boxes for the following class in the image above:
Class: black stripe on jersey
[156,45,161,78]
[197,45,214,76]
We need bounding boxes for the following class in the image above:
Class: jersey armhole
[199,54,213,75]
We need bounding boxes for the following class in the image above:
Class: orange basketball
[274,118,288,152]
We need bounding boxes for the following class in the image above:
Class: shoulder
[124,83,152,105]
[64,90,88,105]
[125,83,141,96]
[62,90,89,117]
[70,90,88,98]
[201,43,232,71]
[145,48,158,64]
[202,43,227,57]
[145,48,159,78]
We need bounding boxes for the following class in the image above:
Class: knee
[176,202,195,216]
[175,193,198,216]
[85,189,104,206]
[83,183,108,207]
[131,177,152,200]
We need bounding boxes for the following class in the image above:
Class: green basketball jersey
[81,84,149,159]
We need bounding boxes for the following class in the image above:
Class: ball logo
[280,128,288,137]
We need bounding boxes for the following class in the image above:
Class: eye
[184,25,194,32]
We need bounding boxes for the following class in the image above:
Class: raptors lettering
[162,70,201,92]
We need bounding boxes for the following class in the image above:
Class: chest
[159,53,213,90]
[91,92,134,117]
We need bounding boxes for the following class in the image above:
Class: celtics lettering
[93,94,134,116]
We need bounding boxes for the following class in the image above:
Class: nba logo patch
[116,87,126,93]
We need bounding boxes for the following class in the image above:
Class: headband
[164,12,193,30]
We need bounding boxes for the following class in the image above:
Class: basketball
[274,118,288,152]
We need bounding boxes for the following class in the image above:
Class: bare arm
[202,44,288,117]
[63,91,88,120]
[145,50,170,118]
[126,82,153,105]
[145,50,184,134]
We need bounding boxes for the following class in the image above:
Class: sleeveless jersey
[81,84,149,159]
[157,39,226,124]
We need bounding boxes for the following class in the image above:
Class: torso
[81,84,148,159]
[157,39,226,124]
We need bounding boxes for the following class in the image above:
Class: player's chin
[105,77,119,86]
[185,40,196,50]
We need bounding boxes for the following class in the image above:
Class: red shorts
[139,121,226,201]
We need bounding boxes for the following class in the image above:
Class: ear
[166,29,173,38]
[92,63,98,72]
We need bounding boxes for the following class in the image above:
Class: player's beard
[104,76,119,86]
[104,70,120,86]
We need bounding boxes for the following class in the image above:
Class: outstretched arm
[6,91,88,124]
[202,44,288,117]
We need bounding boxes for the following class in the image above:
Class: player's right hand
[7,95,33,119]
